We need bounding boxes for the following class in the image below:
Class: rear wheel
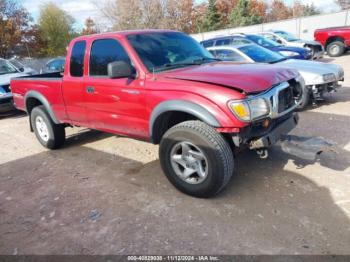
[327,41,345,57]
[31,106,65,149]
[159,121,234,198]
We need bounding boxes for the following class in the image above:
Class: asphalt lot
[0,54,350,255]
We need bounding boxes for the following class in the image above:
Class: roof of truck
[316,26,350,31]
[73,29,179,41]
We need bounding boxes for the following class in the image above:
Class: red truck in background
[11,30,304,197]
[315,26,350,57]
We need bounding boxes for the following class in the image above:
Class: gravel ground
[0,54,350,255]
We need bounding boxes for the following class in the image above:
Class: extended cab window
[89,39,131,76]
[70,41,86,77]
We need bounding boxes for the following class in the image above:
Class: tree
[216,0,238,27]
[292,1,320,17]
[334,0,350,10]
[38,2,75,56]
[267,0,292,22]
[164,0,195,33]
[199,0,221,32]
[0,0,33,58]
[303,3,320,16]
[229,0,262,27]
[249,0,268,20]
[82,17,98,35]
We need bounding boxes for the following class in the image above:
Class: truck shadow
[0,110,26,120]
[1,112,350,254]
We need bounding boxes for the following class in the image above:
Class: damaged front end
[228,78,334,161]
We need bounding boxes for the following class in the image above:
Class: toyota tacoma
[11,30,304,197]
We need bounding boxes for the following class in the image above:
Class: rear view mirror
[108,61,133,79]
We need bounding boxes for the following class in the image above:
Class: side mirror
[276,39,283,44]
[108,61,133,79]
[19,67,25,72]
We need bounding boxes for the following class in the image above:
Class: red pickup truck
[314,26,350,57]
[11,30,304,197]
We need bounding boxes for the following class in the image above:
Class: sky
[21,0,342,30]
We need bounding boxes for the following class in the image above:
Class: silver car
[260,30,324,60]
[0,59,29,112]
[208,44,344,109]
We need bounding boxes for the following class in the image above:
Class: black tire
[327,41,345,57]
[297,88,311,110]
[159,120,234,198]
[31,105,65,149]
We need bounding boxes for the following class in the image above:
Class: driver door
[83,38,148,138]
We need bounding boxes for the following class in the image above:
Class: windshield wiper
[154,62,200,72]
[192,57,221,64]
[154,57,221,72]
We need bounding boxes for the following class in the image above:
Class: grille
[278,85,295,113]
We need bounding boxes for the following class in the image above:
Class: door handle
[86,86,95,94]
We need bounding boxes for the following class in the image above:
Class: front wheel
[159,121,234,198]
[31,106,66,149]
[327,41,345,57]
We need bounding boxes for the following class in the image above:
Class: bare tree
[335,0,350,10]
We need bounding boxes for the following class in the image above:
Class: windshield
[238,45,286,63]
[127,32,216,72]
[0,60,18,75]
[9,59,24,69]
[274,31,299,42]
[246,35,281,48]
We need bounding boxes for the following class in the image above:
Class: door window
[215,39,232,46]
[70,41,86,77]
[89,39,131,76]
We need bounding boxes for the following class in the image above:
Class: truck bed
[10,72,66,120]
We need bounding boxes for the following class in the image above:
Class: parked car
[200,34,312,60]
[0,59,29,113]
[40,58,65,74]
[314,26,350,57]
[8,58,37,75]
[11,30,305,197]
[208,44,344,109]
[260,30,324,60]
[200,35,253,48]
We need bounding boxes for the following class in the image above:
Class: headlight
[229,97,270,122]
[323,73,336,82]
[279,51,299,57]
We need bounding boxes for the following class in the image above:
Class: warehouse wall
[191,9,350,42]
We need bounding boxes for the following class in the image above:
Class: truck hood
[159,62,298,94]
[277,59,343,85]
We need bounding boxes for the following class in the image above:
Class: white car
[0,58,29,112]
[9,59,37,75]
[260,30,324,60]
[208,44,344,109]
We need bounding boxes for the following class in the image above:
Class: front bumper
[249,113,299,150]
[307,81,341,100]
[312,50,324,60]
[0,94,15,113]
